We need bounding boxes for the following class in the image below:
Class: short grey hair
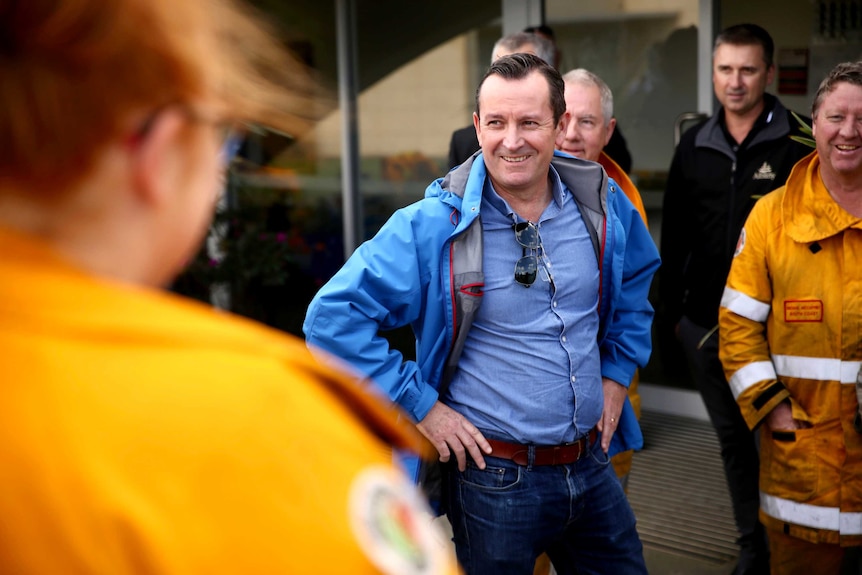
[561,68,614,125]
[491,31,556,67]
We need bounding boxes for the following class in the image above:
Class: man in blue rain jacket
[305,54,659,575]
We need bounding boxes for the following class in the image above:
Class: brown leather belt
[486,428,598,466]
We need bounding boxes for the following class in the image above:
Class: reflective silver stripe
[842,512,862,535]
[721,287,771,322]
[761,492,862,534]
[772,355,862,385]
[729,361,776,399]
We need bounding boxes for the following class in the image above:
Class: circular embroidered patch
[349,466,448,575]
[734,228,747,257]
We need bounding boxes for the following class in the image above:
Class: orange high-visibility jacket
[598,151,648,227]
[0,226,460,575]
[719,152,862,546]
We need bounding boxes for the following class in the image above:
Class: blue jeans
[443,436,646,575]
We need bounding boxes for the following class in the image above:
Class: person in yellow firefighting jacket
[718,61,862,574]
[0,1,462,573]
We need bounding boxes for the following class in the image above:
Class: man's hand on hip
[417,401,491,471]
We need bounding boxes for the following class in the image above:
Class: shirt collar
[482,164,567,221]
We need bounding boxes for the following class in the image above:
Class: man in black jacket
[658,23,812,575]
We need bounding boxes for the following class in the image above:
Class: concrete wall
[314,35,473,158]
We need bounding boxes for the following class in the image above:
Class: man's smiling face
[474,70,566,198]
[814,81,862,181]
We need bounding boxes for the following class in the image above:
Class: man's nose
[503,124,524,148]
[838,116,860,138]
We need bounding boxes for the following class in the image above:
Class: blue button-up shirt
[445,166,602,445]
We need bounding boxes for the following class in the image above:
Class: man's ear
[604,117,617,147]
[472,112,481,145]
[130,108,187,207]
[554,110,571,150]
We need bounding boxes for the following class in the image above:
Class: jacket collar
[550,150,607,214]
[695,93,792,156]
[439,150,480,200]
[437,149,607,224]
[784,151,862,242]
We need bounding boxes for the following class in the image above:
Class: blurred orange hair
[0,0,327,190]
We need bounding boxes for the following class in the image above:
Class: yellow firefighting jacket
[718,152,862,546]
[0,226,460,575]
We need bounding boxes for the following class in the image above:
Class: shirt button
[553,300,557,308]
[562,335,567,342]
[571,376,577,383]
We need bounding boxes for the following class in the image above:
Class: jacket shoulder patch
[734,228,746,257]
[349,465,449,575]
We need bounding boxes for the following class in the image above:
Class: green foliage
[790,110,816,149]
[195,205,296,287]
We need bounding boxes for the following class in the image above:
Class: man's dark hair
[812,61,862,119]
[474,53,566,125]
[714,23,775,68]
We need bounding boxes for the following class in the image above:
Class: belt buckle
[570,436,586,463]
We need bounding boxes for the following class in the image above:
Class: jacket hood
[550,150,607,214]
[426,150,607,235]
[436,150,481,200]
[783,151,862,242]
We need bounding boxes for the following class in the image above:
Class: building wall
[722,0,820,115]
[311,0,703,175]
[303,0,859,178]
[313,35,472,160]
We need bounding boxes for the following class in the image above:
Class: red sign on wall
[778,48,810,95]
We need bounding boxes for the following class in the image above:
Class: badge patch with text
[784,299,823,322]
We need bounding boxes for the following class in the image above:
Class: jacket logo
[753,162,776,181]
[734,228,746,257]
[349,466,445,575]
[784,299,823,322]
